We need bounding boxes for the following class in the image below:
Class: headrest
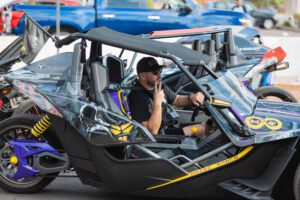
[103,55,125,84]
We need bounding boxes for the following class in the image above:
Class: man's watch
[188,94,193,102]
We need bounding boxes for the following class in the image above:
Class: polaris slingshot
[0,27,299,200]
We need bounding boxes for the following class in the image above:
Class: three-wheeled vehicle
[0,27,300,200]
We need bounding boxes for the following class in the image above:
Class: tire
[294,163,300,200]
[0,115,58,193]
[263,19,275,29]
[253,86,298,103]
[13,99,40,116]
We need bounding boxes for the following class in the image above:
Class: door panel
[97,0,148,35]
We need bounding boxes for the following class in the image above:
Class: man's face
[140,69,162,87]
[237,0,243,6]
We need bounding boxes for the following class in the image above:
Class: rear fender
[12,80,62,118]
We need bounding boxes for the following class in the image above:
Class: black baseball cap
[137,57,164,74]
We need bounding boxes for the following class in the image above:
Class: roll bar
[55,33,86,48]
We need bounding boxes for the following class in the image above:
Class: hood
[244,100,300,144]
[225,100,300,147]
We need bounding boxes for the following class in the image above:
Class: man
[232,0,246,13]
[129,57,206,137]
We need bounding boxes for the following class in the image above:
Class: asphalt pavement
[259,27,300,37]
[0,173,166,200]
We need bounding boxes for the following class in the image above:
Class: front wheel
[294,162,300,200]
[253,86,298,103]
[263,19,275,29]
[0,115,58,193]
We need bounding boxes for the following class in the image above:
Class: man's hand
[189,92,205,107]
[153,81,165,106]
[145,81,164,135]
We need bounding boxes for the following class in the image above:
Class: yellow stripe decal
[147,146,253,190]
[118,90,127,114]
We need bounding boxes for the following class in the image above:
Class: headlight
[239,18,254,27]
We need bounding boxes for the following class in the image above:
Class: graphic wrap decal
[245,116,265,129]
[264,118,282,131]
[147,146,253,190]
[245,116,283,131]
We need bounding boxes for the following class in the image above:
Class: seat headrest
[103,55,125,85]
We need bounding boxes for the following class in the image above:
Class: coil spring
[31,115,52,137]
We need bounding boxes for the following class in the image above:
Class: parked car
[0,0,24,33]
[11,0,254,35]
[209,1,277,29]
[13,0,82,6]
[0,0,81,33]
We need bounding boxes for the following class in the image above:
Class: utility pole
[56,0,60,53]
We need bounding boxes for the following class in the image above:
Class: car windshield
[201,71,257,116]
[244,2,256,12]
[163,0,188,11]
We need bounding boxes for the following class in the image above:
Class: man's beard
[146,80,155,88]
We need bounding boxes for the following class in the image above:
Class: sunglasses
[151,69,162,75]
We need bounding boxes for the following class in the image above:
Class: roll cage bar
[54,27,218,101]
[147,27,238,66]
[54,27,257,147]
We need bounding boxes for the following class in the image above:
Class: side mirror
[80,104,97,121]
[179,6,192,15]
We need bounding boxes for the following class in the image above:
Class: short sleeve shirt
[128,82,177,126]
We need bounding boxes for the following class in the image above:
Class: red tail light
[11,11,25,28]
[0,12,3,33]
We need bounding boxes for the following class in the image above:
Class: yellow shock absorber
[31,115,52,137]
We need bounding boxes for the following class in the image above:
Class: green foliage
[294,13,300,28]
[282,21,291,27]
[294,13,300,22]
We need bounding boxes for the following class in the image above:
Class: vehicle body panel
[12,5,96,34]
[12,0,252,35]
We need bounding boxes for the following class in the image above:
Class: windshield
[161,0,188,11]
[244,2,256,12]
[202,71,257,116]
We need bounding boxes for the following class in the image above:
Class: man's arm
[142,102,162,135]
[172,92,205,107]
[143,81,165,135]
[172,95,191,107]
